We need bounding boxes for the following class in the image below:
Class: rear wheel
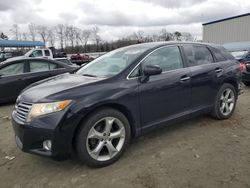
[76,108,131,167]
[211,84,237,119]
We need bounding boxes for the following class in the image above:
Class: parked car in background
[0,57,79,103]
[24,48,53,59]
[223,41,250,86]
[11,42,241,167]
[0,51,13,62]
[54,58,74,65]
[70,53,94,65]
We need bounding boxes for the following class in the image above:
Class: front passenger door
[138,45,191,130]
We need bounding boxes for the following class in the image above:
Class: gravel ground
[0,87,250,188]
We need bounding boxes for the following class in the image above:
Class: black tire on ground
[211,83,237,120]
[76,108,131,168]
[243,81,250,86]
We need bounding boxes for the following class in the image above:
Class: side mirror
[143,65,162,76]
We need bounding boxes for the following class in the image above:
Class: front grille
[14,102,32,123]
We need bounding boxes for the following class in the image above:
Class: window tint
[30,61,49,72]
[31,50,43,57]
[142,46,183,72]
[220,47,235,60]
[183,45,213,66]
[0,62,25,76]
[130,67,140,78]
[210,47,227,62]
[45,50,50,56]
[50,63,58,69]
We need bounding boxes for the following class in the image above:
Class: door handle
[180,76,191,82]
[215,68,222,73]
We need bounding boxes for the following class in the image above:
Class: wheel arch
[72,102,138,151]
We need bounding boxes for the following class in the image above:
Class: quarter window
[183,45,214,66]
[142,46,183,72]
[0,62,25,76]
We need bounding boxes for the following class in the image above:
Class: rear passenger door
[181,45,223,111]
[25,59,56,86]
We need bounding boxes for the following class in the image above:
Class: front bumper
[11,109,82,160]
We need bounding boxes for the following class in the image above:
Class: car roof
[117,41,222,50]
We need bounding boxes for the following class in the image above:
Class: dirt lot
[0,87,250,188]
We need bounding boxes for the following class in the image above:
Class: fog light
[43,140,52,151]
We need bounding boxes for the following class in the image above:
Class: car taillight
[239,63,246,72]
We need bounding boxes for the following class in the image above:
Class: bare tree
[21,32,28,40]
[79,29,91,53]
[56,24,65,49]
[74,27,81,47]
[47,28,56,47]
[28,23,36,41]
[65,25,76,48]
[36,25,49,45]
[92,26,101,51]
[10,24,20,40]
[160,29,173,41]
[174,31,182,41]
[181,32,193,41]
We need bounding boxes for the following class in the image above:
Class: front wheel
[76,108,131,167]
[211,83,237,120]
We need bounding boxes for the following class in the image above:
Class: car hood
[20,73,104,102]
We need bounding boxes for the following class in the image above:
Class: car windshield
[76,46,149,78]
[230,51,248,59]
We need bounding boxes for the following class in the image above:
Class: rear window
[219,47,235,60]
[182,45,214,67]
[210,47,227,62]
[45,50,50,56]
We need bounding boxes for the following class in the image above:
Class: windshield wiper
[82,74,98,77]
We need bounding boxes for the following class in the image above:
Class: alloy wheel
[219,88,235,116]
[86,117,126,161]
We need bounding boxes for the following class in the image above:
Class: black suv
[12,42,241,167]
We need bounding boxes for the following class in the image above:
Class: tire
[243,81,250,86]
[211,83,237,120]
[76,108,131,167]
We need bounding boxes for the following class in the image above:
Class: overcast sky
[0,0,250,41]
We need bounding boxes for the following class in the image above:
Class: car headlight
[27,100,72,122]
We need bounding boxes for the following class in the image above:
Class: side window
[31,50,43,57]
[45,50,50,56]
[29,61,49,72]
[0,62,25,76]
[49,63,58,70]
[210,47,227,62]
[142,46,183,72]
[129,67,140,78]
[183,45,214,66]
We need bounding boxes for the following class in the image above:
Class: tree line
[1,24,195,53]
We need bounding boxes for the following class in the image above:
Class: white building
[202,13,250,44]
